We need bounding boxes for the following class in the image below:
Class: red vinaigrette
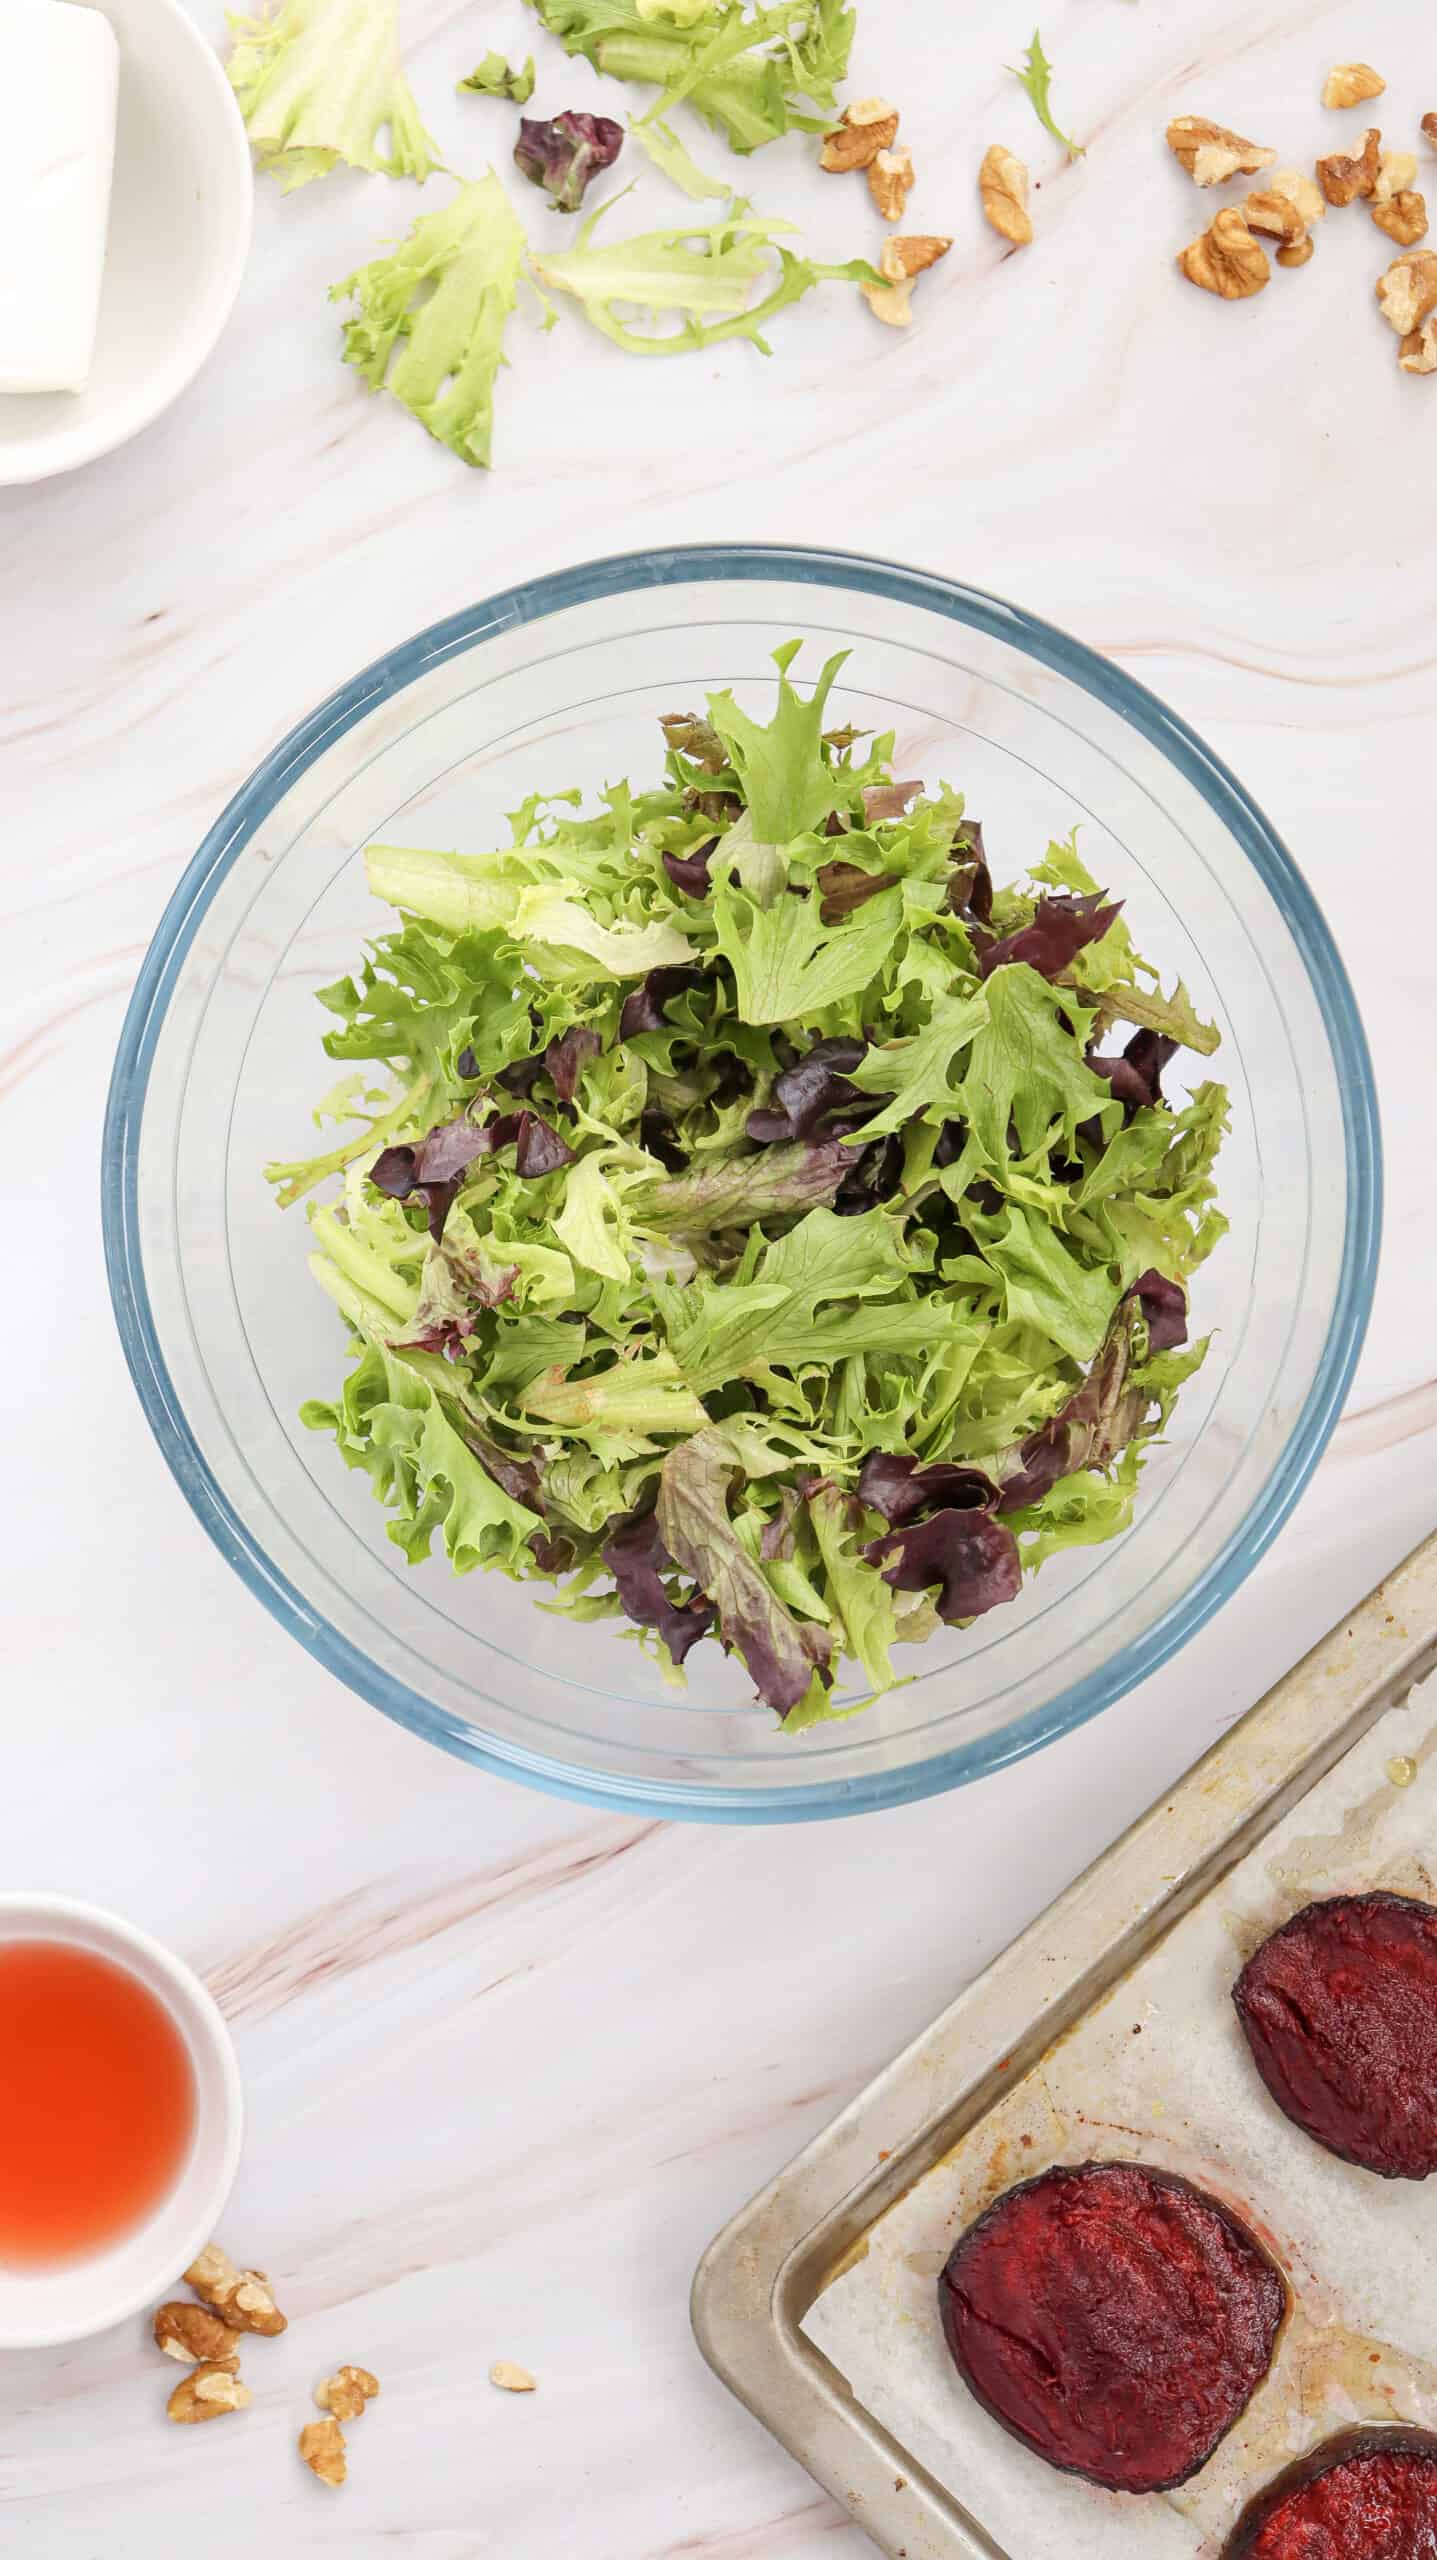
[0,1940,196,2267]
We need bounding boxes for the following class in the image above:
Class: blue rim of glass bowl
[101,543,1382,1824]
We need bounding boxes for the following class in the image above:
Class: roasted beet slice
[1233,1891,1437,2179]
[1225,2428,1437,2557]
[938,2161,1285,2494]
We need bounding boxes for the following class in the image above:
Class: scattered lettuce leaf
[529,198,872,355]
[515,111,625,210]
[460,52,537,101]
[629,112,731,197]
[525,0,854,155]
[1008,27,1084,161]
[227,0,441,190]
[333,174,525,469]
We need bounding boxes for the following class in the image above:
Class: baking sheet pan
[693,1527,1437,2559]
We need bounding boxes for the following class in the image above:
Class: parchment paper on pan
[803,1681,1437,2559]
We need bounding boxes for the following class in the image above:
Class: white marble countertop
[2,0,1434,2550]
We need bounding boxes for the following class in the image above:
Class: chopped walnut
[819,96,900,174]
[186,2244,287,2338]
[979,144,1032,246]
[1177,206,1270,299]
[868,144,915,221]
[1317,127,1381,205]
[167,2363,251,2424]
[1243,191,1315,269]
[315,2366,380,2421]
[881,233,951,279]
[1376,151,1419,203]
[1270,167,1326,228]
[1375,248,1437,334]
[1374,190,1429,246]
[1400,312,1437,372]
[490,2360,537,2392]
[860,237,945,330]
[153,2301,240,2367]
[1166,116,1275,187]
[1243,189,1306,245]
[299,2417,347,2486]
[1424,114,1437,154]
[1322,63,1385,111]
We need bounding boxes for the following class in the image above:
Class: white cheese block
[0,0,120,396]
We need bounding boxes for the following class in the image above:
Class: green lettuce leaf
[525,0,854,154]
[529,200,872,356]
[459,52,536,101]
[657,1430,819,1714]
[228,0,441,190]
[1008,28,1083,161]
[333,174,525,469]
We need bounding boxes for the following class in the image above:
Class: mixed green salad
[269,649,1227,1730]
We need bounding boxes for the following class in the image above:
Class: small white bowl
[0,1895,243,2349]
[0,0,253,487]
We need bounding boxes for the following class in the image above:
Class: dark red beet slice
[1225,2427,1437,2557]
[1234,1892,1437,2180]
[937,2161,1286,2494]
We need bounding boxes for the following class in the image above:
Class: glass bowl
[102,546,1380,1822]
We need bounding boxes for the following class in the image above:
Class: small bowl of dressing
[0,1895,242,2347]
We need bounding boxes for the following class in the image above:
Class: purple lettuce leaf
[1088,1026,1178,1113]
[856,1452,998,1525]
[371,1106,572,1240]
[977,891,1123,983]
[618,966,706,1040]
[947,819,992,926]
[545,1024,602,1104]
[528,1528,577,1576]
[662,842,717,899]
[860,779,924,824]
[601,1503,715,1666]
[391,1244,520,1357]
[866,1508,1022,1624]
[816,859,897,924]
[657,1434,819,1716]
[459,1421,547,1514]
[745,1035,870,1145]
[995,1267,1188,1510]
[514,110,623,212]
[637,1138,860,1231]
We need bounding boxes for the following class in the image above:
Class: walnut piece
[1177,206,1270,299]
[1424,113,1437,154]
[153,2301,240,2368]
[1270,167,1326,228]
[819,96,899,174]
[1400,313,1437,372]
[1166,116,1275,187]
[315,2366,380,2421]
[1243,190,1315,268]
[1317,127,1381,206]
[979,144,1032,246]
[490,2360,537,2392]
[881,233,951,279]
[1375,248,1437,334]
[1376,151,1419,203]
[1322,63,1385,111]
[167,2363,252,2424]
[868,144,914,221]
[1374,190,1429,246]
[860,236,946,329]
[299,2417,347,2486]
[186,2244,287,2337]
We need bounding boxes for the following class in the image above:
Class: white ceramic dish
[0,0,252,487]
[0,1894,243,2348]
